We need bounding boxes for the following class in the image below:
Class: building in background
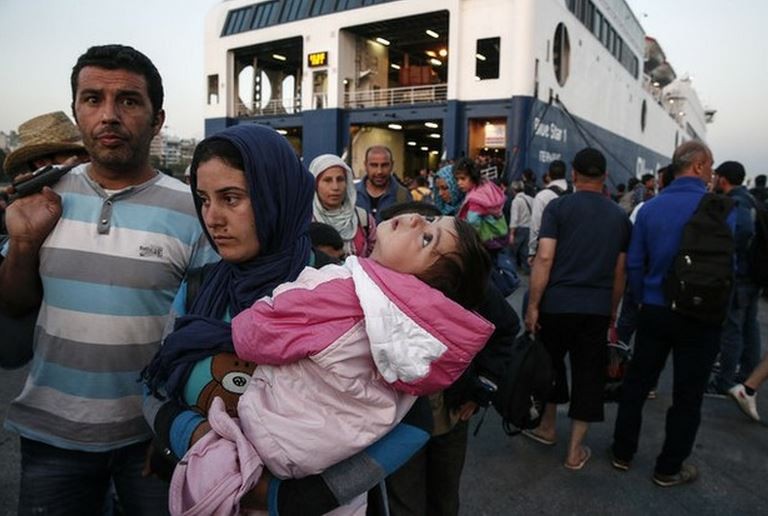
[150,130,196,177]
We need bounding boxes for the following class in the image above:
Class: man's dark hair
[548,160,567,180]
[616,183,626,193]
[309,222,344,250]
[380,201,441,221]
[641,173,655,185]
[755,174,767,187]
[715,161,746,186]
[71,44,164,120]
[659,164,677,190]
[571,148,606,177]
[453,157,481,185]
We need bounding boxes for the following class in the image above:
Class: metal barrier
[344,84,448,108]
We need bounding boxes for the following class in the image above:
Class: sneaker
[703,382,727,399]
[611,455,631,472]
[653,464,699,487]
[728,384,760,421]
[647,390,657,400]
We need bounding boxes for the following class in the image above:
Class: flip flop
[564,446,592,471]
[522,429,557,446]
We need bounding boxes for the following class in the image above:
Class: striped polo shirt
[3,165,218,452]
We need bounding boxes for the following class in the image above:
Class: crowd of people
[0,43,765,515]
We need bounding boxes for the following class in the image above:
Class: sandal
[522,429,557,446]
[564,446,591,470]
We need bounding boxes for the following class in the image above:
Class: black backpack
[491,332,554,435]
[746,195,768,287]
[663,193,735,325]
[548,184,573,196]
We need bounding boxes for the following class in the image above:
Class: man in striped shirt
[0,45,215,515]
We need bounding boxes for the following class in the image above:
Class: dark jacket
[355,175,412,223]
[729,186,757,278]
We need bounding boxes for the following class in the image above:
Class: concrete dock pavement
[459,281,768,515]
[0,282,766,514]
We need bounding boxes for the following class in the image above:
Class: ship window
[475,37,500,80]
[553,23,570,86]
[592,10,602,39]
[237,66,255,114]
[207,75,219,105]
[641,100,647,132]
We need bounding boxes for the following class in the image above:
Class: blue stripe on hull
[206,95,672,189]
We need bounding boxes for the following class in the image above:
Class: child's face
[371,214,458,275]
[454,172,474,193]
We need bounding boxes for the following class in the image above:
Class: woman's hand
[456,401,479,421]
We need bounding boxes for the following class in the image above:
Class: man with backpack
[508,180,534,273]
[612,141,735,488]
[528,160,570,262]
[706,161,763,397]
[524,148,630,471]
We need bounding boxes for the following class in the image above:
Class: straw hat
[3,111,85,177]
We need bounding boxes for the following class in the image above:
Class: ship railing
[236,97,302,117]
[641,75,663,104]
[344,84,448,109]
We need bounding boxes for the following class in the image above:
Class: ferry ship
[202,0,714,187]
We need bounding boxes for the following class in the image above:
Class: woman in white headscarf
[309,154,376,257]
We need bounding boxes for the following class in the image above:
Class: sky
[1,0,767,176]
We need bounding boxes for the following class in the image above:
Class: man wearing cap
[525,148,630,471]
[3,111,90,180]
[0,45,216,514]
[706,161,762,397]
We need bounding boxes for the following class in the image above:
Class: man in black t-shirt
[524,148,631,471]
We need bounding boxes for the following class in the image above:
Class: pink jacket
[458,180,507,219]
[170,257,493,515]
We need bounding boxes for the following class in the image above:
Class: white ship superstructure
[203,0,712,186]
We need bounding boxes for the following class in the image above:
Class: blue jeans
[19,438,169,516]
[616,287,638,346]
[714,281,762,391]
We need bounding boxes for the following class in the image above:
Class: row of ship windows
[566,0,639,78]
[222,0,394,36]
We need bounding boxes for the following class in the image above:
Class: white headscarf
[308,154,358,242]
